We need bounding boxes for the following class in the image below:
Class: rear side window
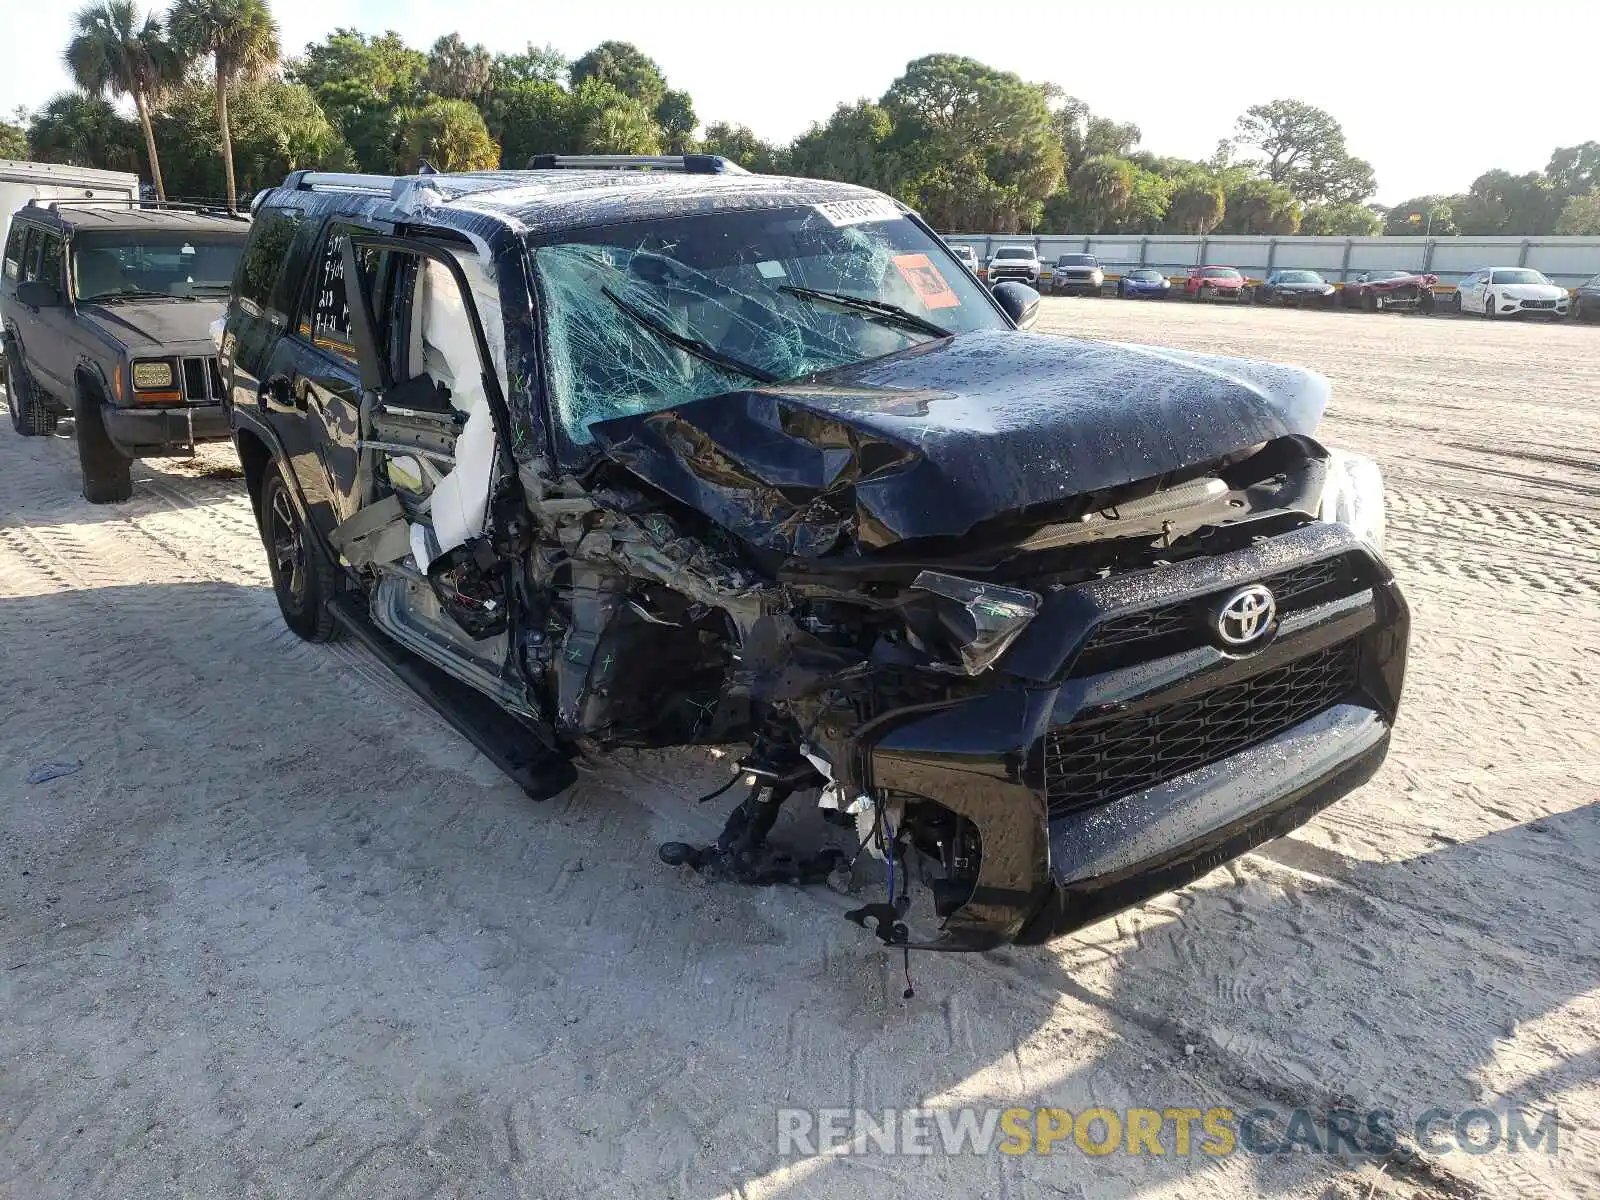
[2,224,22,281]
[298,225,383,366]
[235,205,302,316]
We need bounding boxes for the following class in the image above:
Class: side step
[330,594,578,800]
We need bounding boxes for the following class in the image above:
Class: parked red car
[1340,270,1439,313]
[1185,265,1248,302]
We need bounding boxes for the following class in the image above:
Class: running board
[329,594,577,800]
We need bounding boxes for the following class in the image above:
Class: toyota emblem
[1212,584,1276,647]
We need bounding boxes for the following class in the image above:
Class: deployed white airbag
[413,255,507,558]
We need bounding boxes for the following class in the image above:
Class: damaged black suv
[221,157,1407,952]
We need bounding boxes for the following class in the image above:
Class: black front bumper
[102,402,230,457]
[859,522,1409,951]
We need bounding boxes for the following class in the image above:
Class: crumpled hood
[589,329,1329,557]
[78,298,228,355]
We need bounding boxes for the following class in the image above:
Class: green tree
[1232,99,1375,204]
[882,55,1062,231]
[397,97,498,172]
[1455,169,1563,235]
[0,121,26,159]
[655,89,696,154]
[487,80,569,167]
[287,29,427,172]
[1052,96,1140,174]
[65,0,186,199]
[1068,154,1134,230]
[1220,177,1301,234]
[1300,201,1382,236]
[1546,142,1600,196]
[26,92,143,172]
[155,78,347,199]
[490,43,567,88]
[1381,195,1458,236]
[564,78,660,154]
[1164,173,1227,233]
[1556,190,1600,235]
[788,100,899,192]
[168,0,280,211]
[426,34,493,102]
[569,41,667,111]
[700,122,787,173]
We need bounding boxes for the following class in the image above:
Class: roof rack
[525,154,750,176]
[25,197,247,220]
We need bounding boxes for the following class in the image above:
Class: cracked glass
[531,205,1008,448]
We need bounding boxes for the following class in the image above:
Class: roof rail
[525,154,750,176]
[24,197,247,220]
[284,171,399,196]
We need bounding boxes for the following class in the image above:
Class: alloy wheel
[269,487,307,605]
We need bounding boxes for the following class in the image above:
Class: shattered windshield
[533,204,1006,448]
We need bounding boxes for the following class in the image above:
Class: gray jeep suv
[1,202,248,501]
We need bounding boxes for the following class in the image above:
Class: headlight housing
[131,359,174,390]
[910,571,1040,675]
[1317,448,1386,553]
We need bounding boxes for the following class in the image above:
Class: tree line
[5,3,1599,237]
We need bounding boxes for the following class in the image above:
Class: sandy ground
[0,301,1596,1199]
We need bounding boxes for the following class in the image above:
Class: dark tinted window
[18,227,42,282]
[2,223,23,281]
[1057,254,1097,266]
[236,206,301,313]
[37,233,63,289]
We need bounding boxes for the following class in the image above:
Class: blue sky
[7,0,1597,204]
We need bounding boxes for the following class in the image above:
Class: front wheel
[72,387,132,503]
[1482,291,1495,320]
[260,462,340,642]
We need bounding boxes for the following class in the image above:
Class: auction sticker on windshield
[891,253,960,309]
[813,197,903,227]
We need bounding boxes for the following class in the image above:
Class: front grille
[179,356,222,402]
[1070,554,1361,676]
[1044,640,1361,818]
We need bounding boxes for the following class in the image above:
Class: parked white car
[1455,268,1570,319]
[984,245,1040,286]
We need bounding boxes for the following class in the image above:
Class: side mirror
[17,279,61,309]
[992,281,1040,331]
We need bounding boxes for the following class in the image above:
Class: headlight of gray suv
[1317,448,1386,554]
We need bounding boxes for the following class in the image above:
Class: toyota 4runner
[221,158,1407,952]
[1,201,248,501]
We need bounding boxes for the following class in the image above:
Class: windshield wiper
[85,289,192,303]
[777,285,951,339]
[601,287,778,384]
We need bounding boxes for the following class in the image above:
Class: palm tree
[169,0,280,211]
[64,1,184,201]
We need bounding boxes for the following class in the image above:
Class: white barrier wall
[943,233,1600,289]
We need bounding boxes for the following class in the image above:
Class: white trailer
[0,158,140,261]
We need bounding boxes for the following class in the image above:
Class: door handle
[259,373,292,410]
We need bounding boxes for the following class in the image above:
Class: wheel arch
[234,425,273,519]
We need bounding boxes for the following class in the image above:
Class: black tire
[1420,290,1437,315]
[6,352,59,437]
[1117,280,1127,299]
[1482,290,1495,320]
[1362,291,1378,312]
[72,385,132,503]
[259,461,339,642]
